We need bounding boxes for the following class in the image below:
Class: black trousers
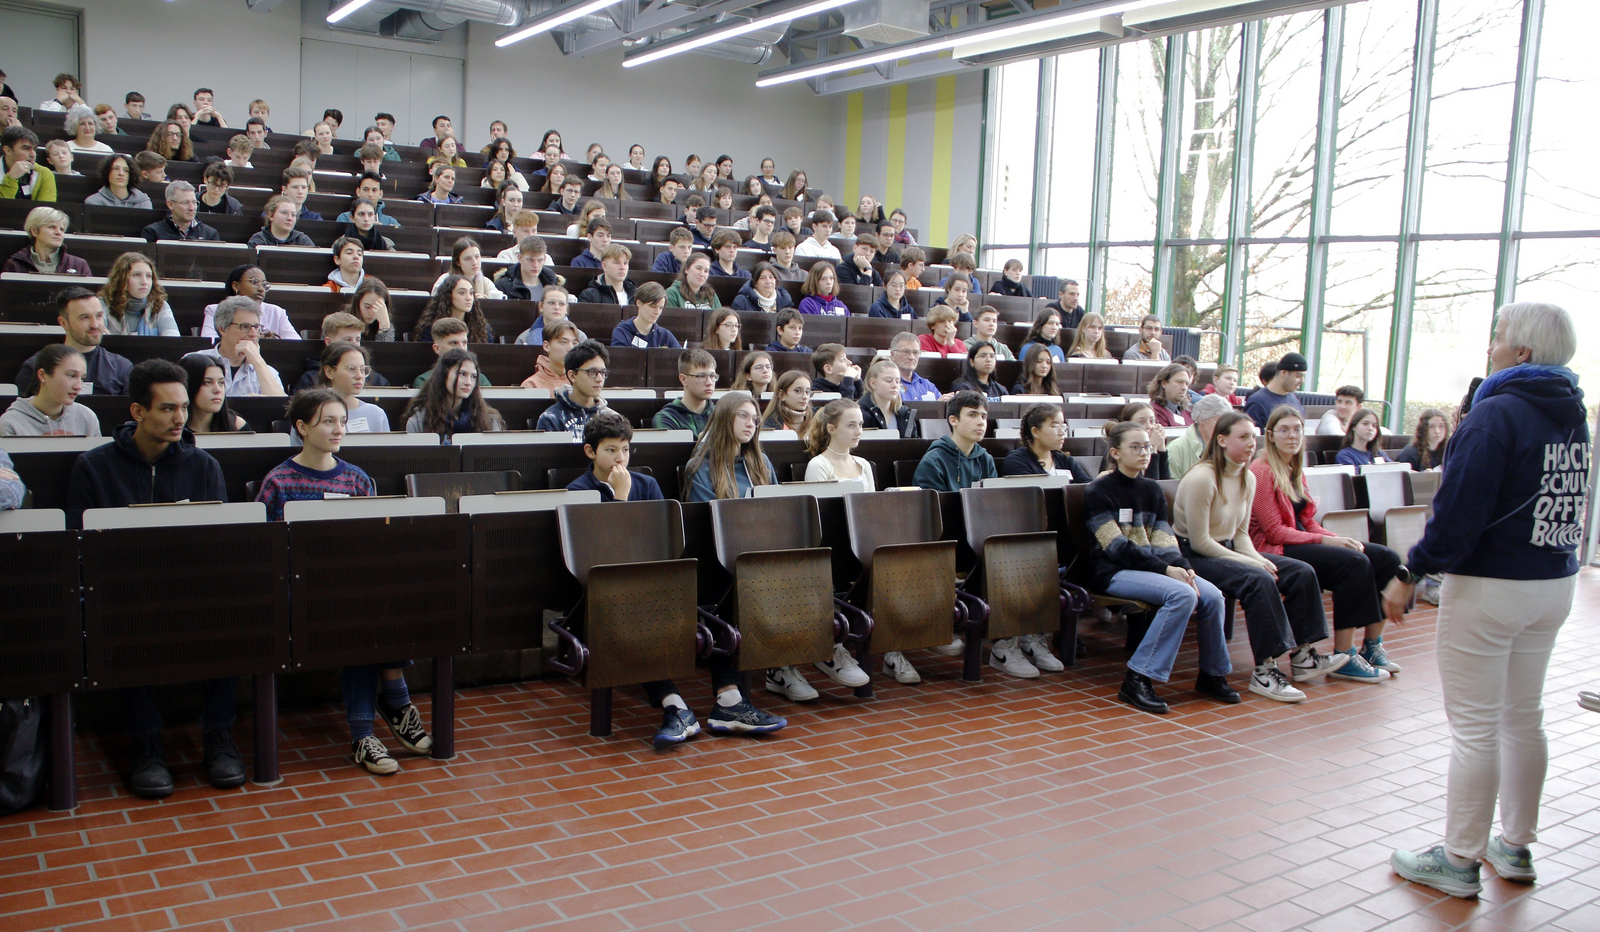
[1183,548,1328,664]
[643,657,740,708]
[1282,541,1403,631]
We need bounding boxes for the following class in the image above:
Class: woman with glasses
[1000,403,1092,481]
[313,341,390,433]
[759,370,814,433]
[1249,405,1401,682]
[1086,420,1233,714]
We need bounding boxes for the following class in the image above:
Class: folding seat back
[405,469,522,513]
[843,489,956,654]
[708,496,836,672]
[959,485,1060,640]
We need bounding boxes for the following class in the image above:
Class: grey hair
[64,104,95,132]
[889,331,920,351]
[1498,302,1576,367]
[1191,393,1234,423]
[164,180,195,202]
[213,296,260,332]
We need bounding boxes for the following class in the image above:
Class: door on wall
[299,39,463,148]
[0,2,80,110]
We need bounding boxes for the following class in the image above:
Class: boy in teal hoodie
[913,390,997,492]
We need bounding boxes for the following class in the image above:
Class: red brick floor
[6,572,1600,932]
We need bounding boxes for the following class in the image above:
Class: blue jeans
[343,662,410,733]
[1104,570,1230,682]
[124,679,236,736]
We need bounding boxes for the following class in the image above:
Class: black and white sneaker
[353,735,400,775]
[707,699,786,735]
[1249,665,1307,703]
[652,707,700,749]
[378,701,433,755]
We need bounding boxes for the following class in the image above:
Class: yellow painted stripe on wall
[885,84,907,214]
[929,75,957,248]
[844,92,864,210]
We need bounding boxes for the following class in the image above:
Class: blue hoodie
[1408,365,1590,580]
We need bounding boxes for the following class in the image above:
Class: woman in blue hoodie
[1389,303,1590,900]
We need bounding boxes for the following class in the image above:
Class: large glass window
[1523,2,1600,231]
[1405,241,1498,425]
[984,60,1039,251]
[1243,242,1306,362]
[1517,239,1600,390]
[1250,11,1324,240]
[1328,0,1417,235]
[1108,38,1167,241]
[1103,246,1154,325]
[1044,52,1101,246]
[1319,243,1396,404]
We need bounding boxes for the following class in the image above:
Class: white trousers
[1437,572,1576,860]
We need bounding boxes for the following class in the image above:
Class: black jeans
[124,679,236,736]
[1282,541,1403,631]
[1183,547,1328,664]
[643,657,740,708]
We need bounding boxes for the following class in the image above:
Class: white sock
[660,694,686,711]
[715,689,743,708]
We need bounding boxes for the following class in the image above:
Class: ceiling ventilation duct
[841,0,930,44]
[328,0,523,40]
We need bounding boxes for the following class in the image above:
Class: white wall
[460,22,836,189]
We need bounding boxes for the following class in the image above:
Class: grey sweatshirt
[0,398,103,437]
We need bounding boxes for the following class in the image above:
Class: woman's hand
[1322,535,1364,551]
[1258,558,1279,578]
[1166,565,1198,591]
[1381,578,1413,624]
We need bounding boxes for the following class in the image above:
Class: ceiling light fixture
[496,0,630,46]
[326,0,377,23]
[623,0,860,68]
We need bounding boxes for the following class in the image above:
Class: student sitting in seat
[1148,363,1195,428]
[899,247,927,291]
[325,236,367,293]
[248,195,314,248]
[133,151,167,185]
[415,319,488,389]
[1013,344,1061,398]
[964,305,1014,361]
[732,352,774,397]
[810,343,861,399]
[836,235,884,288]
[708,230,750,280]
[415,274,493,344]
[760,370,814,433]
[798,263,847,317]
[521,320,580,391]
[14,287,131,397]
[535,341,609,438]
[950,341,1006,400]
[868,270,914,321]
[652,349,717,437]
[417,163,462,206]
[66,359,239,799]
[859,358,919,439]
[766,309,811,354]
[1315,383,1362,436]
[405,348,501,438]
[653,227,695,276]
[568,410,663,504]
[1098,402,1171,480]
[195,163,243,217]
[182,355,247,434]
[495,234,560,302]
[310,342,390,433]
[999,403,1092,480]
[1,345,99,436]
[795,210,841,261]
[732,263,794,313]
[610,281,678,347]
[665,254,722,310]
[514,286,585,346]
[552,176,583,215]
[581,244,641,306]
[1088,419,1233,713]
[3,206,90,276]
[804,398,875,490]
[767,231,804,282]
[991,259,1032,297]
[913,390,996,494]
[101,252,179,337]
[258,389,431,774]
[433,237,497,299]
[687,205,719,247]
[1019,308,1067,364]
[919,306,965,357]
[292,312,391,392]
[703,308,742,351]
[1067,311,1111,359]
[85,154,151,209]
[1335,408,1392,467]
[1396,408,1450,471]
[931,276,974,324]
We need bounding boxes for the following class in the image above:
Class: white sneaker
[989,637,1040,678]
[1290,644,1351,682]
[814,643,870,688]
[1019,633,1064,673]
[883,651,921,684]
[353,734,400,775]
[930,636,965,657]
[1249,664,1306,703]
[764,665,819,701]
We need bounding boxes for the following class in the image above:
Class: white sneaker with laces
[883,651,921,684]
[814,643,870,688]
[930,636,966,657]
[1290,644,1350,682]
[764,665,819,701]
[1019,633,1064,673]
[353,734,400,775]
[989,637,1041,678]
[1249,664,1306,703]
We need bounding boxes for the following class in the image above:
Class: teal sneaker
[1485,835,1536,882]
[1362,637,1402,674]
[1392,845,1482,898]
[1329,648,1389,683]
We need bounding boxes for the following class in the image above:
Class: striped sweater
[1083,469,1190,591]
[256,457,375,521]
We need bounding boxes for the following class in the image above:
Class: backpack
[0,697,49,814]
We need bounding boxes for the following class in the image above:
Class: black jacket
[141,216,222,243]
[835,259,883,287]
[991,277,1031,297]
[810,376,861,400]
[860,394,920,438]
[577,278,638,305]
[66,423,227,528]
[494,266,559,301]
[999,447,1094,482]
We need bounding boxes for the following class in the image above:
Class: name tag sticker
[1118,508,1133,524]
[632,336,649,349]
[323,492,350,500]
[902,314,912,320]
[82,382,93,393]
[347,417,369,433]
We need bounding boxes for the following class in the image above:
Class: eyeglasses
[230,322,262,333]
[1273,426,1304,436]
[1124,443,1156,454]
[576,367,608,379]
[685,372,718,381]
[733,410,761,423]
[339,365,372,377]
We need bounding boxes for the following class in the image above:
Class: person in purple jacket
[797,262,847,316]
[3,207,91,275]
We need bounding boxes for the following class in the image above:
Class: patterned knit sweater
[1083,469,1190,591]
[256,457,375,521]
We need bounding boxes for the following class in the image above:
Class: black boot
[1118,670,1169,714]
[129,732,174,799]
[1196,672,1241,704]
[203,728,246,789]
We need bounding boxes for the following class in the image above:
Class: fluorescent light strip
[755,0,1150,86]
[623,0,859,68]
[496,0,628,46]
[326,0,376,24]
